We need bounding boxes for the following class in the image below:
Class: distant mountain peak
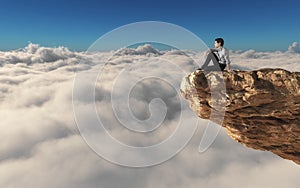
[115,44,162,56]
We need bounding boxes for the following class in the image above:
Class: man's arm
[225,48,231,70]
[205,48,218,56]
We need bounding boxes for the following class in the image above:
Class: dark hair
[215,38,224,46]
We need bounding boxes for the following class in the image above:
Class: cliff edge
[180,68,300,164]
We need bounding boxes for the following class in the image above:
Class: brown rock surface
[180,68,300,164]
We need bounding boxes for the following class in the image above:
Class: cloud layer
[1,43,300,188]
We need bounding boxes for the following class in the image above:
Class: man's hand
[227,63,231,71]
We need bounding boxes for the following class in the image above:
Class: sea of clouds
[1,42,300,188]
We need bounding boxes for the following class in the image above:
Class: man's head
[214,38,224,48]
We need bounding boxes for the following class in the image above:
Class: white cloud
[288,42,300,53]
[229,49,300,71]
[0,43,300,188]
[0,43,78,65]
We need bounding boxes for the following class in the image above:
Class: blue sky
[1,0,300,51]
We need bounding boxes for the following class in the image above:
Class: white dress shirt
[212,47,231,65]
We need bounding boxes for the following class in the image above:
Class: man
[199,38,231,71]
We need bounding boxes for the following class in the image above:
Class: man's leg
[201,52,221,71]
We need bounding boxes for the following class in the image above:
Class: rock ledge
[180,69,300,164]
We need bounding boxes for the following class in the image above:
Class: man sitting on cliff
[198,38,231,71]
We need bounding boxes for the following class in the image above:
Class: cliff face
[180,68,300,164]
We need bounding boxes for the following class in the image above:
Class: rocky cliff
[180,68,300,164]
